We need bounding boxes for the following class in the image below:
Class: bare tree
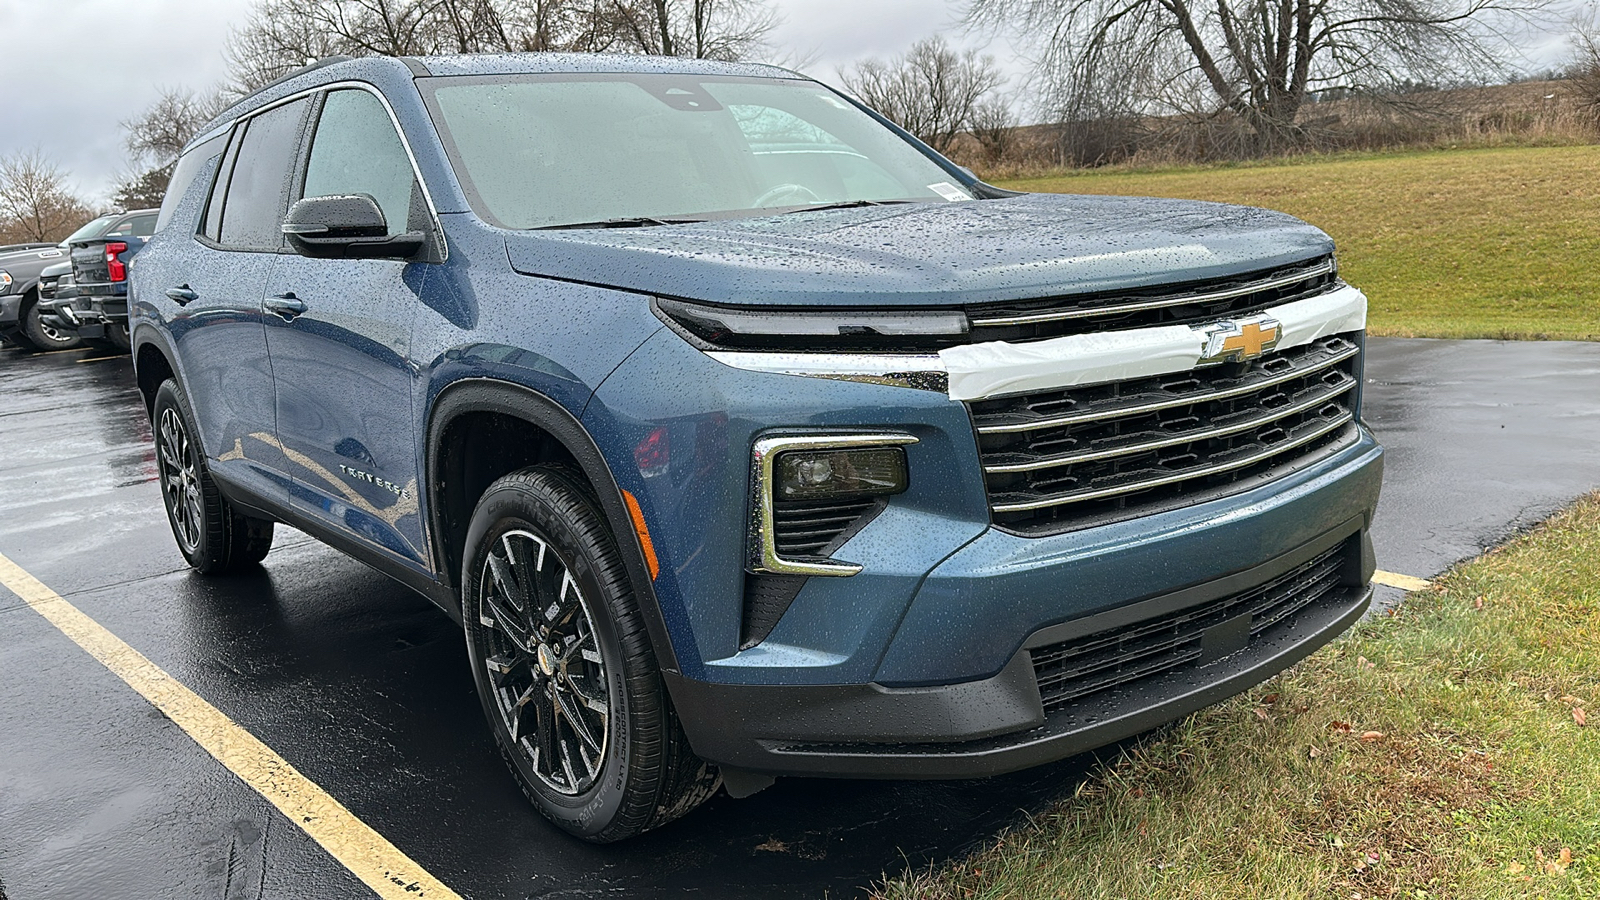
[1569,12,1600,118]
[0,150,95,243]
[839,36,1007,154]
[110,87,232,210]
[599,0,777,60]
[967,0,1548,154]
[227,0,778,93]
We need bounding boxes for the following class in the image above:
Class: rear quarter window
[156,135,224,234]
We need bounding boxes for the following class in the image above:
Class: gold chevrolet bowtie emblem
[1198,315,1282,364]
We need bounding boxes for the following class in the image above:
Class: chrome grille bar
[983,372,1356,474]
[975,342,1359,435]
[970,259,1337,328]
[990,411,1355,514]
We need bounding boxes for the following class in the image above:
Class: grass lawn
[876,494,1600,900]
[998,146,1600,341]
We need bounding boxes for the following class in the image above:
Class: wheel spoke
[554,683,603,753]
[484,652,526,689]
[487,545,525,611]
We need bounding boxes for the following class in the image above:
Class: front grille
[1031,543,1349,713]
[965,256,1337,343]
[771,497,879,558]
[969,334,1361,535]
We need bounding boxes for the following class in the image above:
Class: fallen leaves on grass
[1360,731,1386,742]
[1574,707,1588,727]
[1535,847,1574,874]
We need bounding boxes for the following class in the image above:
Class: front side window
[216,97,311,250]
[420,74,973,230]
[301,89,420,237]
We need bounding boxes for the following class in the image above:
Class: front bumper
[668,432,1382,778]
[0,294,20,329]
[673,524,1372,778]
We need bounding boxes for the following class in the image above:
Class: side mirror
[282,194,426,260]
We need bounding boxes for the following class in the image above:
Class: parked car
[130,55,1382,842]
[1,210,158,352]
[36,262,111,351]
[68,208,158,352]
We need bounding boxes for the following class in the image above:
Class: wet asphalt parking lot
[2,336,1599,899]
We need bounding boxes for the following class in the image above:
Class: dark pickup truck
[66,207,159,351]
[1,211,157,352]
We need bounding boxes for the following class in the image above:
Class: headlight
[0,271,12,294]
[655,297,967,351]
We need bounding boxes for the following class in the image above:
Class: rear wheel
[152,379,274,573]
[21,295,81,350]
[104,319,131,352]
[462,467,718,842]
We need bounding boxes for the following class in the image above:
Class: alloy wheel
[37,319,73,344]
[157,407,202,553]
[477,528,611,796]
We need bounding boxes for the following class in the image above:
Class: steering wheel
[752,183,822,208]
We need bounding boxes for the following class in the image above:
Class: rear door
[168,97,312,502]
[264,87,435,568]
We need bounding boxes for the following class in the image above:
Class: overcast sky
[0,0,1570,203]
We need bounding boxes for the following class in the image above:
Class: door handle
[263,293,308,321]
[165,285,198,305]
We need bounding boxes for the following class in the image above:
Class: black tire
[103,319,131,352]
[152,379,274,574]
[2,328,40,352]
[462,467,719,842]
[21,294,81,350]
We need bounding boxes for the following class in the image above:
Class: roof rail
[255,54,357,94]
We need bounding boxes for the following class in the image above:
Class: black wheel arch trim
[425,378,682,676]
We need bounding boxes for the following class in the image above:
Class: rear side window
[106,214,159,238]
[301,89,419,237]
[156,134,223,233]
[215,97,311,250]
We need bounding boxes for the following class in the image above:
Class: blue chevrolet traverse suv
[129,53,1383,841]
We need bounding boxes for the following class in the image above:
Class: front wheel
[152,379,274,573]
[462,467,718,842]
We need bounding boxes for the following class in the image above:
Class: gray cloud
[0,0,1574,203]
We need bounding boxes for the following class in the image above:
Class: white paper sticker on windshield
[928,182,972,202]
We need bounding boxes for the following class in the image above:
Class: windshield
[60,215,118,247]
[421,74,974,229]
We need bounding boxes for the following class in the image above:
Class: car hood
[503,192,1334,307]
[0,246,67,268]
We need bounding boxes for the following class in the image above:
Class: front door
[264,87,433,568]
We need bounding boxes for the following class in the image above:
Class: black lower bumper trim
[667,527,1372,779]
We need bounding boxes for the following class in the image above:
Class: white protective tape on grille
[940,285,1367,402]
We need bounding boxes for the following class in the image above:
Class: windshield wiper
[782,199,916,215]
[538,216,703,230]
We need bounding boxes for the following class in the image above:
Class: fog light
[750,434,918,577]
[776,447,908,501]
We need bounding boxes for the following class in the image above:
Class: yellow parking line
[0,552,461,900]
[1371,569,1432,591]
